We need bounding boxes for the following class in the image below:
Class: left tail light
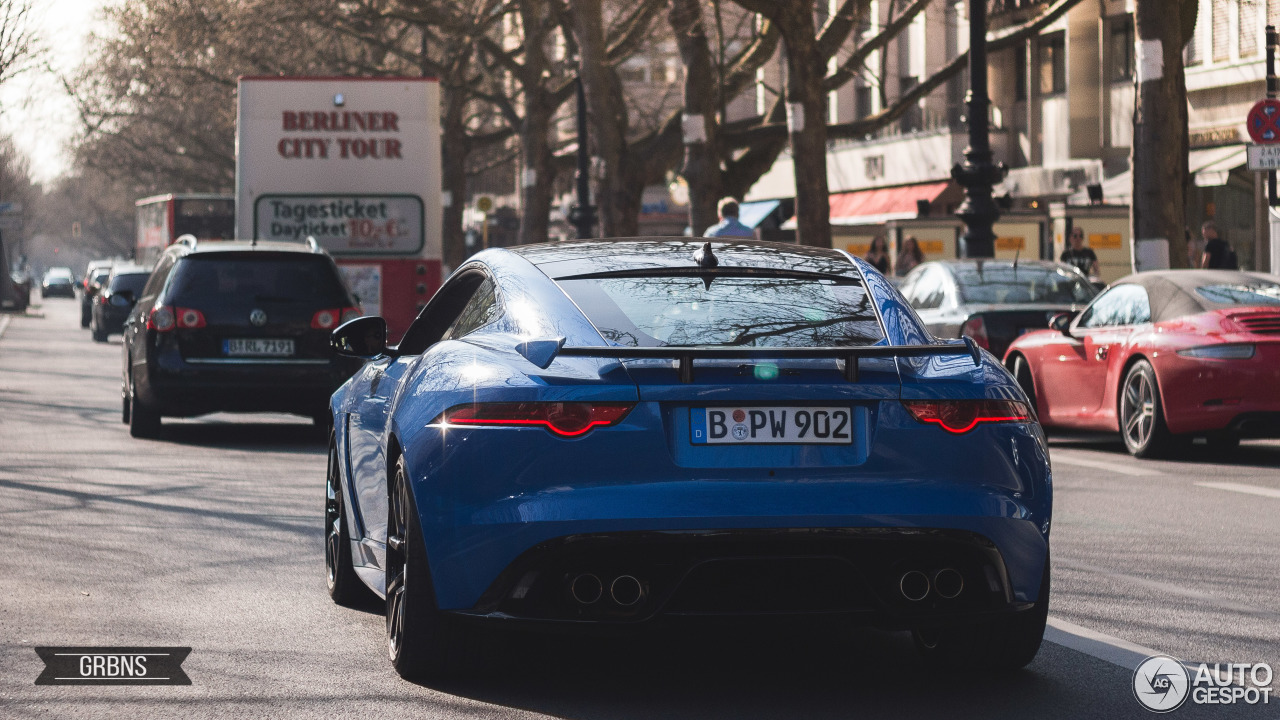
[433,402,634,437]
[902,399,1031,434]
[312,306,362,330]
[960,315,989,350]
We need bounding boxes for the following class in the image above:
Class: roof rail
[174,234,198,250]
[305,236,321,253]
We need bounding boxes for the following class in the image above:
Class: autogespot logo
[1134,655,1190,713]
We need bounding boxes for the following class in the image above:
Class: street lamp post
[569,77,597,239]
[952,0,1005,258]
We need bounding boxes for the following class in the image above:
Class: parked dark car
[120,238,363,437]
[91,265,151,342]
[41,267,76,298]
[80,260,115,327]
[897,260,1098,359]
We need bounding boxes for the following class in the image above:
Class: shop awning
[736,200,781,229]
[1066,145,1246,204]
[828,181,952,225]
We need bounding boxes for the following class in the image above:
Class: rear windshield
[1195,282,1280,306]
[110,273,151,295]
[557,274,884,347]
[954,266,1095,305]
[165,255,350,307]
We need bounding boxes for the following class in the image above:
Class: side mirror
[332,316,388,358]
[1049,312,1074,337]
[109,291,135,308]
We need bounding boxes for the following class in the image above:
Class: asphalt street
[1,297,1277,719]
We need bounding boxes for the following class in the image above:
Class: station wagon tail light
[902,399,1030,434]
[312,307,362,329]
[960,316,989,350]
[176,308,206,329]
[434,402,634,437]
[148,307,175,332]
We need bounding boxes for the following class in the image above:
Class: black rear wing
[554,338,982,383]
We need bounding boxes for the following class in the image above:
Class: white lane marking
[1045,616,1164,670]
[0,315,10,340]
[1051,452,1163,477]
[1196,481,1280,500]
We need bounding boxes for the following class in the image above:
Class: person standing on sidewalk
[704,198,755,238]
[1199,220,1238,269]
[1060,227,1100,279]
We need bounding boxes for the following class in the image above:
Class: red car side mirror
[1049,313,1074,337]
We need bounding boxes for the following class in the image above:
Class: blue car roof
[511,238,858,279]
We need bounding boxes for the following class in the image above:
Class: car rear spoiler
[519,336,983,383]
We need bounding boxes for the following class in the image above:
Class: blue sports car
[325,238,1052,680]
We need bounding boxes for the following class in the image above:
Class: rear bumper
[1158,349,1280,435]
[455,526,1045,630]
[136,348,358,416]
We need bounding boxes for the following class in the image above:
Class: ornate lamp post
[952,0,1006,258]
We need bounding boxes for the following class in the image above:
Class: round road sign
[1247,99,1280,144]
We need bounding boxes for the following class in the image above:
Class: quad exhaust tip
[610,575,644,606]
[934,568,964,599]
[899,570,930,601]
[570,573,603,605]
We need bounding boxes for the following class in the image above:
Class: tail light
[902,399,1031,434]
[960,315,989,350]
[148,306,205,331]
[434,402,634,437]
[97,294,108,305]
[312,306,362,330]
[176,308,206,329]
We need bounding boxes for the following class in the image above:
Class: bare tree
[0,0,42,308]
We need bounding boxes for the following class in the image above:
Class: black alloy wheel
[1119,360,1174,458]
[1011,355,1037,415]
[127,369,161,439]
[326,434,371,606]
[386,456,470,680]
[913,552,1050,671]
[90,314,107,343]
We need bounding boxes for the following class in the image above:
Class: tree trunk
[669,0,722,236]
[441,86,469,273]
[1132,0,1191,269]
[571,0,634,237]
[517,0,556,246]
[778,7,832,248]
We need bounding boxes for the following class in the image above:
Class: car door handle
[1095,346,1108,361]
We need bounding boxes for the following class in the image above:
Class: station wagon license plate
[223,338,294,357]
[690,406,853,445]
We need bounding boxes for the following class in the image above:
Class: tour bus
[135,194,235,266]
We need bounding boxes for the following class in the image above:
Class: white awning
[1065,145,1246,205]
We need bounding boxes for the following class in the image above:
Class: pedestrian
[1199,220,1238,269]
[704,198,755,238]
[1060,227,1100,279]
[896,236,924,276]
[1185,227,1205,271]
[865,235,890,274]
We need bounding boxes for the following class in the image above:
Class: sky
[0,0,112,184]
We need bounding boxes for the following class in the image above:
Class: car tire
[326,434,374,607]
[1011,355,1037,415]
[1119,360,1174,458]
[121,391,130,424]
[80,306,91,328]
[128,372,161,439]
[913,554,1050,672]
[386,455,472,681]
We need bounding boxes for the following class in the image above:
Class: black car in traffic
[80,261,115,327]
[120,238,363,438]
[91,265,151,342]
[41,268,76,298]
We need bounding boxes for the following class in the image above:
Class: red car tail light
[148,307,176,332]
[176,308,206,329]
[960,315,989,350]
[312,307,362,329]
[902,399,1031,434]
[435,402,634,437]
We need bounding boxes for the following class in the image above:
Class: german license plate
[690,406,853,445]
[223,338,294,357]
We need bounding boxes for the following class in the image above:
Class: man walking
[1199,221,1237,269]
[704,198,755,238]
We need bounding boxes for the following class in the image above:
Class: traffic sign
[1248,143,1280,170]
[475,195,493,213]
[1247,99,1280,143]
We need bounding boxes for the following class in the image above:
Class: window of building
[855,85,874,119]
[1240,0,1260,58]
[1212,0,1231,63]
[1039,33,1066,95]
[899,75,922,132]
[1110,16,1135,82]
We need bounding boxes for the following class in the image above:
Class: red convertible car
[1003,270,1280,457]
